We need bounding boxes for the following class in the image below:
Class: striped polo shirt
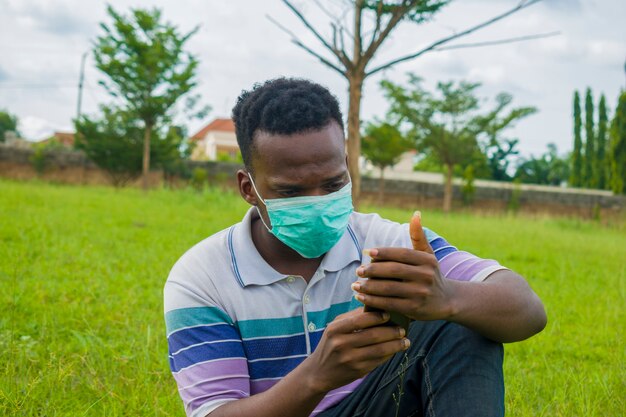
[164,208,507,417]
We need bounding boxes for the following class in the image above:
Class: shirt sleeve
[424,227,508,282]
[165,280,250,417]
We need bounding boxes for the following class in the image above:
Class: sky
[0,0,624,157]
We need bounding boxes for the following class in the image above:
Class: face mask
[248,174,354,258]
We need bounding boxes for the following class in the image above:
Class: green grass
[1,179,624,416]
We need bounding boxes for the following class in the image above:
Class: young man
[164,78,546,417]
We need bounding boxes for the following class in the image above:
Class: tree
[93,5,200,189]
[583,87,595,187]
[570,90,583,187]
[608,92,626,194]
[515,143,569,186]
[274,0,555,205]
[75,107,188,187]
[382,77,482,212]
[596,93,608,190]
[361,120,412,201]
[474,92,537,181]
[0,109,19,142]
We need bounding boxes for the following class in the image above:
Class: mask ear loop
[247,173,272,232]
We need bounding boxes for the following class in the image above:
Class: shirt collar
[228,207,361,287]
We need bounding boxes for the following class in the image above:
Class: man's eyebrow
[322,173,348,184]
[271,172,347,189]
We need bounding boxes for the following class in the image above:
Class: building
[190,118,239,161]
[39,132,76,148]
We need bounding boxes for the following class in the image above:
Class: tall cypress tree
[583,88,595,187]
[596,94,608,189]
[609,92,626,194]
[570,90,583,187]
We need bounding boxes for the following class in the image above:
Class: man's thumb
[410,211,434,254]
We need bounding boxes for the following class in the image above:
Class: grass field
[1,179,624,416]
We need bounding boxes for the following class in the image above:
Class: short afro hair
[231,78,344,171]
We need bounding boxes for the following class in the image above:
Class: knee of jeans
[439,322,503,363]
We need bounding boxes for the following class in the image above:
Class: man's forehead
[251,122,345,170]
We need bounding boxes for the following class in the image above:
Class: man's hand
[303,308,410,394]
[351,211,456,322]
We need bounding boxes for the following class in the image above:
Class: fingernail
[356,266,365,277]
[398,327,406,338]
[381,312,390,321]
[351,282,361,292]
[402,338,411,350]
[413,210,421,219]
[355,293,365,302]
[363,248,378,258]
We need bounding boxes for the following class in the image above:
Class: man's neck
[250,214,322,282]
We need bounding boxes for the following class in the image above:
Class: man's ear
[237,170,257,206]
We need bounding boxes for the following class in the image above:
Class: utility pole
[76,52,88,121]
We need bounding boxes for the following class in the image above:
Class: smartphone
[363,291,412,333]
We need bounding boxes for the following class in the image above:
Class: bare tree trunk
[378,166,385,204]
[347,74,364,209]
[142,123,152,190]
[443,163,453,213]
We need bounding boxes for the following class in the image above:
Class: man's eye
[325,182,344,191]
[278,189,299,197]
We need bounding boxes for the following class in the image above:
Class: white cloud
[19,115,70,142]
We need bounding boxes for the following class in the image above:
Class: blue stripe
[228,227,245,288]
[242,333,307,361]
[168,323,240,354]
[435,246,457,260]
[165,306,233,334]
[308,301,354,328]
[309,329,325,352]
[347,225,362,262]
[430,237,449,251]
[169,340,244,372]
[237,316,304,339]
[248,356,306,380]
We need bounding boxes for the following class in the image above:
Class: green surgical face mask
[249,174,354,258]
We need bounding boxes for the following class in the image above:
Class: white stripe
[250,376,283,382]
[241,332,305,341]
[167,321,230,338]
[179,374,250,391]
[470,265,509,282]
[324,390,355,398]
[172,356,247,375]
[189,398,238,417]
[248,354,307,363]
[171,338,242,356]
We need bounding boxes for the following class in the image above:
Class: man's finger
[330,309,390,334]
[358,247,438,267]
[410,211,434,254]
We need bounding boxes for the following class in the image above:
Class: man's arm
[352,248,546,343]
[448,269,546,342]
[209,309,408,417]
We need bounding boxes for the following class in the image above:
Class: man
[164,78,546,417]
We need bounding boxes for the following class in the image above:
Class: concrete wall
[2,146,624,218]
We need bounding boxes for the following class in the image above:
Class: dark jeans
[317,320,504,417]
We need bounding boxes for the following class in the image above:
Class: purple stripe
[250,378,279,394]
[174,358,248,387]
[439,251,474,279]
[456,259,499,280]
[181,376,249,405]
[312,378,364,414]
[440,251,500,281]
